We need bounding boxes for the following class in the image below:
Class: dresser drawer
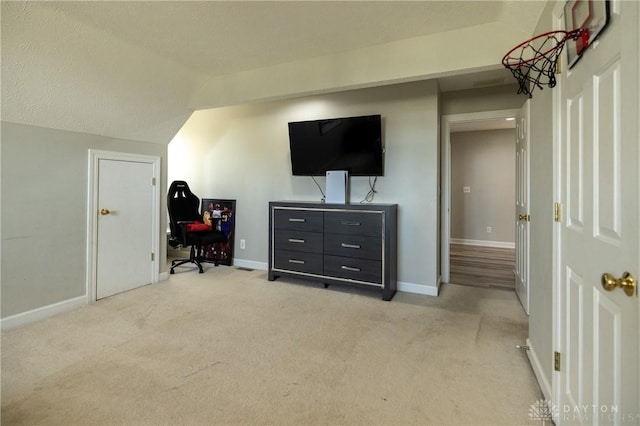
[274,250,323,275]
[324,211,382,237]
[273,209,323,232]
[324,233,381,260]
[274,230,323,254]
[324,255,382,284]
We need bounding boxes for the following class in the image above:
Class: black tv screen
[288,114,383,176]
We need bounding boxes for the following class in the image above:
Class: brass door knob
[100,208,110,215]
[602,272,636,297]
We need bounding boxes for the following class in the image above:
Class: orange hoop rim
[502,29,583,68]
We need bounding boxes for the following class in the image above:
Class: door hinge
[554,351,561,371]
[152,177,156,186]
[554,203,562,222]
[151,253,155,261]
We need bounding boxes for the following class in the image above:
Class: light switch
[463,186,471,193]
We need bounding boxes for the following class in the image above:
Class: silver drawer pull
[341,243,361,249]
[289,259,305,264]
[341,221,361,226]
[341,265,361,272]
[288,238,305,243]
[289,218,306,222]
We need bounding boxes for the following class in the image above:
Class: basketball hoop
[502,29,588,98]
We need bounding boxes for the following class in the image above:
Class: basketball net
[502,29,588,97]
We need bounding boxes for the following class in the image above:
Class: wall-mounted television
[288,114,383,176]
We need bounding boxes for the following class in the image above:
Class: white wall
[450,129,516,245]
[171,80,441,293]
[526,0,557,399]
[1,122,168,319]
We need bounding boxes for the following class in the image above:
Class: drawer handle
[341,265,361,272]
[341,221,361,226]
[289,259,305,264]
[288,238,305,243]
[341,243,361,249]
[289,218,306,223]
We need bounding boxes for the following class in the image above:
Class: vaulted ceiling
[1,1,547,144]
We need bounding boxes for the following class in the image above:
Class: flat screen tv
[288,114,383,176]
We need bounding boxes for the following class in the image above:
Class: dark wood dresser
[268,201,397,300]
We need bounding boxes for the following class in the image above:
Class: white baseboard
[526,337,552,401]
[159,271,169,281]
[1,295,87,331]
[233,258,268,271]
[242,259,438,296]
[398,281,439,296]
[450,238,515,249]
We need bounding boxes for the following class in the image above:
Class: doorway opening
[441,110,519,294]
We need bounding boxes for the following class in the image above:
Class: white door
[557,1,639,424]
[515,100,530,314]
[96,158,156,299]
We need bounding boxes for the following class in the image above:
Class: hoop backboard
[563,0,610,69]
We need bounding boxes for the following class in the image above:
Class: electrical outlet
[486,227,492,233]
[463,186,471,193]
[240,239,246,249]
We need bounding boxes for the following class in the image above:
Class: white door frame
[440,109,520,284]
[86,150,161,302]
[551,4,564,412]
[515,101,531,314]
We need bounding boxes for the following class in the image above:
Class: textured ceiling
[1,1,546,144]
[44,1,544,77]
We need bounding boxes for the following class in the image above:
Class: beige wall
[171,80,441,292]
[441,84,524,116]
[450,129,515,244]
[1,122,168,318]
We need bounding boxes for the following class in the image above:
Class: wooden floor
[449,243,515,289]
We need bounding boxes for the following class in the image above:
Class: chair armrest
[176,221,196,245]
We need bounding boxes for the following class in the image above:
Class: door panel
[96,159,154,299]
[593,290,621,413]
[593,60,621,244]
[557,1,638,423]
[567,93,585,231]
[565,268,585,411]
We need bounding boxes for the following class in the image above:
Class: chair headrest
[168,180,196,199]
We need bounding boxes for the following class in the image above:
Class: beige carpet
[2,265,542,425]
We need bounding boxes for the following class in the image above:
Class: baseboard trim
[450,238,515,249]
[526,337,552,401]
[398,281,439,296]
[159,271,169,281]
[1,295,87,331]
[233,258,268,271]
[237,259,438,296]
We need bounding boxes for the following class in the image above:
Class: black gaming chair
[167,180,227,274]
